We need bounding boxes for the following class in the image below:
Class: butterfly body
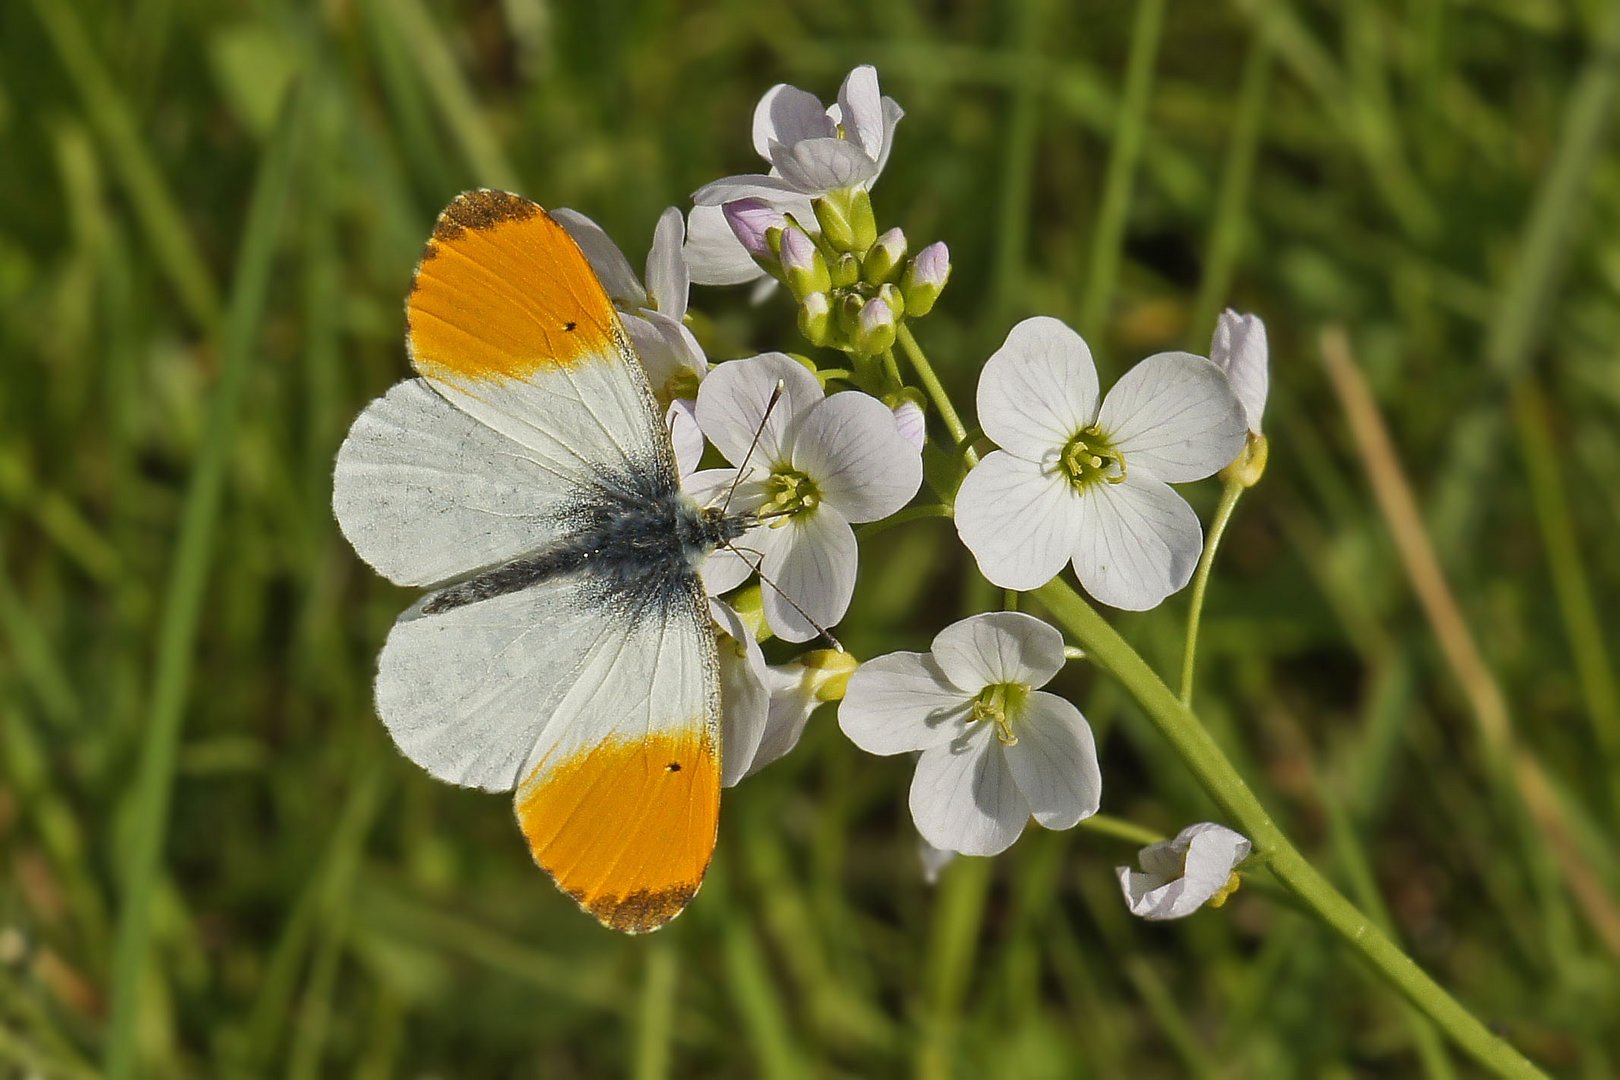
[333,189,745,933]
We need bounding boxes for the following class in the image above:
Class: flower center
[663,368,702,403]
[758,468,821,526]
[971,682,1029,746]
[1059,426,1127,490]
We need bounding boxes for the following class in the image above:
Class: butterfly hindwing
[376,568,721,932]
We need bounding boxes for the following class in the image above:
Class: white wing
[375,570,721,933]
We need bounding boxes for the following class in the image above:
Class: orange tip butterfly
[332,190,751,933]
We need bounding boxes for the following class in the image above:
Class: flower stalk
[1032,577,1543,1080]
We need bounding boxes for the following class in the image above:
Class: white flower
[693,65,903,208]
[711,599,772,787]
[891,398,926,452]
[1116,823,1251,920]
[553,207,710,429]
[838,612,1101,857]
[1210,309,1268,435]
[954,317,1247,610]
[712,600,855,784]
[688,353,921,642]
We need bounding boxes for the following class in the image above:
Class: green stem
[1031,579,1544,1080]
[896,323,978,467]
[1179,480,1244,706]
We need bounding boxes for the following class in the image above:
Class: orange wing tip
[429,189,540,244]
[517,733,720,935]
[406,190,622,381]
[571,881,704,935]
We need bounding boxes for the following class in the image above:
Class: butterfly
[332,189,754,933]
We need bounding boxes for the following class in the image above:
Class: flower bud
[847,187,878,252]
[779,225,831,298]
[836,292,865,339]
[1219,431,1269,489]
[797,648,860,702]
[829,251,861,289]
[901,241,950,317]
[862,227,907,285]
[877,282,906,319]
[722,198,787,263]
[853,296,897,356]
[797,291,833,348]
[812,193,858,252]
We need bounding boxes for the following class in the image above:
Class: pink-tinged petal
[1097,351,1246,483]
[1002,691,1101,830]
[711,599,771,787]
[667,399,704,478]
[693,173,808,206]
[1071,476,1203,611]
[836,65,886,161]
[550,208,645,308]
[759,505,857,643]
[909,728,1029,856]
[695,352,823,468]
[720,198,784,262]
[839,651,972,755]
[1210,309,1269,434]
[977,317,1100,461]
[954,451,1084,591]
[790,391,921,523]
[892,399,926,452]
[752,83,836,160]
[684,204,769,286]
[930,612,1066,694]
[769,137,880,194]
[644,206,689,319]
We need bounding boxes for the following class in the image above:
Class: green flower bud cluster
[773,187,951,363]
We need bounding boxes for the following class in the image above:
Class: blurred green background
[6,0,1620,1075]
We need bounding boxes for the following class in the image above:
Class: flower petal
[759,504,857,643]
[693,173,809,207]
[752,83,836,160]
[976,316,1100,462]
[550,208,646,309]
[954,451,1084,591]
[684,204,769,286]
[1117,822,1252,921]
[1097,351,1246,483]
[644,206,689,319]
[695,352,823,468]
[892,399,926,452]
[1070,476,1203,611]
[839,651,972,755]
[624,310,705,402]
[1002,691,1101,830]
[667,399,704,478]
[1210,310,1269,434]
[790,391,921,523]
[835,65,886,162]
[873,96,905,174]
[711,599,770,787]
[909,728,1029,856]
[930,612,1066,693]
[769,137,880,195]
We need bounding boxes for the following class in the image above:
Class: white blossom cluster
[569,65,1271,918]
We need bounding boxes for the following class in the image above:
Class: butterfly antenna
[723,541,844,653]
[721,380,786,515]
